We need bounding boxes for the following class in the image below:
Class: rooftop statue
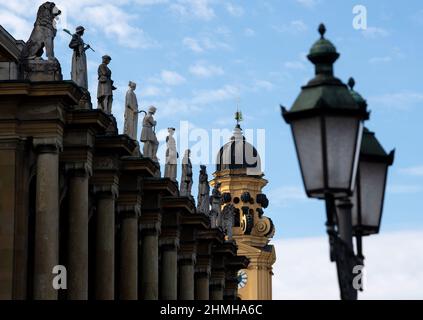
[20,2,62,81]
[164,128,178,182]
[68,26,90,90]
[141,106,159,162]
[20,2,61,61]
[197,165,210,215]
[124,81,139,140]
[221,204,235,240]
[97,55,116,114]
[209,182,222,229]
[180,149,193,197]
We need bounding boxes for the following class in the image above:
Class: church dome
[216,125,262,175]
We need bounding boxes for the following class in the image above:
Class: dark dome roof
[216,125,262,174]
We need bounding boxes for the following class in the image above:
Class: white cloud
[273,230,423,299]
[140,85,167,97]
[189,61,224,78]
[160,70,186,86]
[253,80,274,92]
[192,85,239,105]
[244,28,256,37]
[267,186,307,208]
[387,185,423,195]
[148,97,201,118]
[284,61,306,70]
[84,4,158,49]
[182,36,230,53]
[170,0,215,21]
[0,0,159,48]
[274,20,308,34]
[295,0,319,9]
[0,11,32,40]
[145,84,240,118]
[400,166,423,177]
[369,56,392,64]
[225,3,244,17]
[362,27,389,39]
[369,91,423,110]
[183,37,204,53]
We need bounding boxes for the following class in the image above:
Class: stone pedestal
[67,172,89,300]
[33,144,60,300]
[22,59,63,82]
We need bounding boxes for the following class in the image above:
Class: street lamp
[282,24,377,300]
[347,78,395,238]
[282,24,369,200]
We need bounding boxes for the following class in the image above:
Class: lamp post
[282,24,393,300]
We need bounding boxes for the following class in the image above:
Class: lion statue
[20,2,61,61]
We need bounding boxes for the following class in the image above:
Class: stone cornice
[120,156,157,178]
[0,80,82,105]
[142,177,179,197]
[225,255,250,270]
[66,109,111,133]
[161,196,196,213]
[180,212,210,229]
[197,228,225,243]
[95,134,137,156]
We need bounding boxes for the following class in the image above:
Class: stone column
[140,223,160,300]
[67,171,89,300]
[210,282,224,300]
[195,271,210,300]
[178,255,195,300]
[95,193,116,300]
[119,211,139,300]
[160,239,179,300]
[33,143,60,300]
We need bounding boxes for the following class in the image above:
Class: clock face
[237,270,248,289]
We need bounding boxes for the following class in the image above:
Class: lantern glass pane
[358,161,387,230]
[291,117,324,196]
[325,116,363,195]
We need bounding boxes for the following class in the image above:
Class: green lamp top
[361,128,395,164]
[348,77,368,110]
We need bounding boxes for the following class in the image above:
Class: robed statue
[141,106,159,161]
[69,26,90,89]
[221,205,235,240]
[197,165,210,215]
[164,128,178,181]
[180,149,193,197]
[124,81,139,140]
[209,183,222,228]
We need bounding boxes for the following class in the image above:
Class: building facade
[0,25,249,300]
[212,125,276,300]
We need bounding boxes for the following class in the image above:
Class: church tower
[211,116,276,300]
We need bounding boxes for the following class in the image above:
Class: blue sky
[1,0,423,241]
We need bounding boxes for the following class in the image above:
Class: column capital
[116,189,142,218]
[179,252,196,265]
[210,278,225,290]
[33,137,62,153]
[118,209,141,219]
[195,266,211,277]
[65,162,92,177]
[159,237,180,251]
[139,222,161,235]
